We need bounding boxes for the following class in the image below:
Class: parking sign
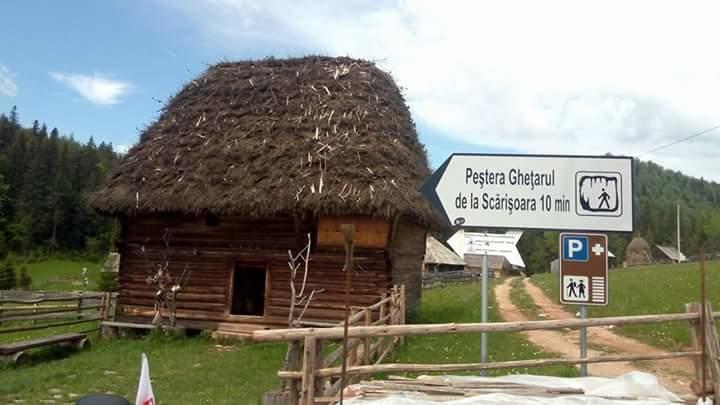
[559,233,608,306]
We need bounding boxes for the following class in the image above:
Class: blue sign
[562,235,588,262]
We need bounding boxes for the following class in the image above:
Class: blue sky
[1,1,718,176]
[0,1,505,168]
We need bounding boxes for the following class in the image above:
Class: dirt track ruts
[494,277,695,397]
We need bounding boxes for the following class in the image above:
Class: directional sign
[420,154,634,232]
[559,233,608,306]
[447,230,525,268]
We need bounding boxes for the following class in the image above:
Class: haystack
[625,237,653,266]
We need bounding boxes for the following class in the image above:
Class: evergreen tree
[0,260,17,289]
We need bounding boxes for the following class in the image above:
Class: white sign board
[420,154,634,232]
[447,230,525,268]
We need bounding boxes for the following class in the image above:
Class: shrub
[97,271,118,292]
[18,265,32,290]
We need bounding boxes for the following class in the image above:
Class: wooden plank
[0,316,101,334]
[279,351,701,379]
[703,303,720,398]
[1,304,102,319]
[301,336,317,405]
[255,312,706,342]
[287,341,301,405]
[1,306,102,322]
[0,333,86,355]
[686,303,706,387]
[0,294,104,304]
[101,321,157,330]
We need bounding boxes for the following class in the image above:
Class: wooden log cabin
[90,56,440,335]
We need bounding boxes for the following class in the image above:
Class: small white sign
[420,154,634,232]
[447,230,525,268]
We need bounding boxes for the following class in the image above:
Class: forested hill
[0,105,718,269]
[518,159,720,274]
[0,107,119,259]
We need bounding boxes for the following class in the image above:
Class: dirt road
[494,277,695,397]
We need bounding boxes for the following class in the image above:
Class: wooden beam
[254,312,710,342]
[0,316,101,334]
[301,336,317,405]
[278,351,701,379]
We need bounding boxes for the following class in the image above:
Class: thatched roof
[91,56,437,225]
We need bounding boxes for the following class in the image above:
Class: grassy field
[24,259,103,291]
[532,260,720,349]
[392,282,578,377]
[0,333,287,404]
[1,280,578,403]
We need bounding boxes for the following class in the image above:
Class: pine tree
[18,265,31,290]
[0,260,17,290]
[8,105,18,126]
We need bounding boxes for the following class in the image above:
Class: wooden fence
[255,302,720,404]
[263,286,405,404]
[422,270,495,289]
[0,291,114,335]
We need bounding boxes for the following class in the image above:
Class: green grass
[0,333,287,404]
[510,278,540,319]
[392,282,578,377]
[25,259,103,291]
[531,260,720,349]
[1,282,579,403]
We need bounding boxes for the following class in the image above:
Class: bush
[18,265,32,290]
[97,271,118,292]
[0,260,17,289]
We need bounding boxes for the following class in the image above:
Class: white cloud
[159,0,720,180]
[115,144,132,154]
[0,65,17,96]
[50,72,131,105]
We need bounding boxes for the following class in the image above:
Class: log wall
[116,215,400,331]
[388,221,426,310]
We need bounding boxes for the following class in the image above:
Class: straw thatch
[625,237,653,266]
[90,56,437,225]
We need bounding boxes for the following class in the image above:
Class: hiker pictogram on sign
[562,276,588,302]
[576,172,623,217]
[559,233,609,306]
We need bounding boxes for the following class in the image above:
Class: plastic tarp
[346,372,685,404]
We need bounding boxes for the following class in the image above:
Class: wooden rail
[269,286,405,405]
[422,271,480,289]
[0,291,114,336]
[259,297,720,405]
[254,311,710,342]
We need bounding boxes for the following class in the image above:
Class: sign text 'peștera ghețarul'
[420,154,634,233]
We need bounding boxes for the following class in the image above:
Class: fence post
[364,309,371,366]
[702,303,720,398]
[301,336,317,405]
[399,285,406,345]
[77,293,84,320]
[288,341,301,405]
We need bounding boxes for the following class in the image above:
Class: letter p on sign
[562,235,588,262]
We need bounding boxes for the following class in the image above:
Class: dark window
[230,266,266,316]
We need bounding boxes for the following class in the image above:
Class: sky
[1,0,719,180]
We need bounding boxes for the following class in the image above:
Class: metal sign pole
[579,305,588,376]
[480,252,488,373]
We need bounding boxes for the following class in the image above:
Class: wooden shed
[90,57,438,334]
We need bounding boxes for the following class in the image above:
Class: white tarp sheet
[346,372,685,404]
